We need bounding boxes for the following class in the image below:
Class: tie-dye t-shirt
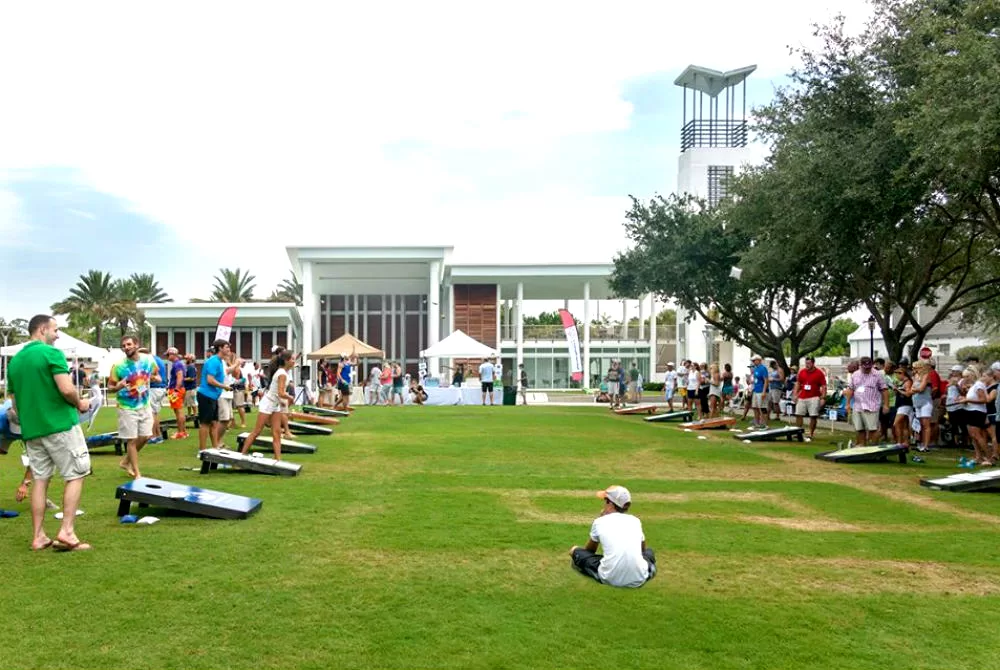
[112,354,156,410]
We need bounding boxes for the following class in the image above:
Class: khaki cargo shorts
[218,396,233,422]
[118,407,153,439]
[184,389,198,408]
[25,424,91,481]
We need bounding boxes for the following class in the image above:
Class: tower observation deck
[674,65,756,152]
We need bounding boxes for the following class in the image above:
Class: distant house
[847,312,990,363]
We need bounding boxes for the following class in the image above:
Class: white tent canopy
[1,333,110,361]
[420,330,498,359]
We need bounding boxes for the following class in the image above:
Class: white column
[648,294,657,379]
[563,299,569,311]
[619,300,628,340]
[149,324,156,352]
[638,296,645,340]
[301,260,316,390]
[428,261,441,376]
[516,282,524,377]
[496,284,502,349]
[583,282,591,387]
[447,282,455,375]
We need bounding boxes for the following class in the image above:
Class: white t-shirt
[967,380,988,412]
[479,362,495,382]
[677,365,687,388]
[665,370,677,389]
[590,513,650,588]
[265,368,288,406]
[370,366,382,386]
[687,368,700,390]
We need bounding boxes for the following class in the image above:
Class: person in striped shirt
[844,356,889,446]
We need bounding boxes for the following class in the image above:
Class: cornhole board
[302,406,349,418]
[287,412,339,426]
[288,421,333,436]
[814,444,908,464]
[236,433,317,454]
[115,477,262,519]
[920,469,1000,492]
[87,432,123,455]
[614,405,658,416]
[679,417,737,430]
[645,411,694,423]
[733,426,805,442]
[198,449,302,477]
[160,416,200,429]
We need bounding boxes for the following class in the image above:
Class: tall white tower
[673,65,756,364]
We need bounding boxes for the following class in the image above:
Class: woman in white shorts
[891,366,913,446]
[910,360,934,451]
[708,363,723,418]
[959,368,992,466]
[239,351,294,460]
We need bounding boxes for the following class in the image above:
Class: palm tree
[209,268,257,302]
[51,270,123,346]
[267,271,303,304]
[112,273,171,336]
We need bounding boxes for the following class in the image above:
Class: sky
[0,0,873,321]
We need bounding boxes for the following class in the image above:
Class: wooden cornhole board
[288,421,333,436]
[236,433,317,454]
[814,444,908,464]
[679,417,737,430]
[287,412,339,426]
[733,426,805,442]
[115,477,262,519]
[302,406,350,418]
[198,448,301,477]
[920,469,1000,492]
[645,411,694,423]
[87,432,122,455]
[614,405,658,416]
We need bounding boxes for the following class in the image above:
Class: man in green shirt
[7,315,92,552]
[628,362,640,403]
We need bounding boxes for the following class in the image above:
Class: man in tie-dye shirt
[109,335,161,479]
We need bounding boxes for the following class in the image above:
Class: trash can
[503,385,517,406]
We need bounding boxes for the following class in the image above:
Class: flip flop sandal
[31,539,54,551]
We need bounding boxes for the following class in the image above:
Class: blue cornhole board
[237,433,316,454]
[733,426,805,442]
[645,411,694,423]
[288,421,333,436]
[815,444,908,464]
[199,448,302,477]
[302,405,349,418]
[87,432,123,455]
[115,477,262,519]
[920,469,1000,492]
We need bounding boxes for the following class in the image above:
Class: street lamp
[867,315,876,359]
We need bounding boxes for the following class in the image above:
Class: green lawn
[2,406,1000,669]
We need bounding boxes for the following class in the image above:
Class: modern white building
[847,315,988,363]
[672,64,758,369]
[286,245,667,389]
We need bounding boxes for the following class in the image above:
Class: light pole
[867,315,876,359]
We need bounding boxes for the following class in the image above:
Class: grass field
[2,405,1000,669]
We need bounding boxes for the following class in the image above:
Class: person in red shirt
[792,355,827,439]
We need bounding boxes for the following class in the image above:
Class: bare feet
[119,462,137,478]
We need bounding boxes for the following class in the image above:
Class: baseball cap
[752,354,762,361]
[667,361,675,366]
[596,485,631,508]
[165,347,179,356]
[950,365,965,373]
[991,362,1000,372]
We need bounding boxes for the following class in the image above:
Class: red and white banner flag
[215,307,238,342]
[559,309,584,382]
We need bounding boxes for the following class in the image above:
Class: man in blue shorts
[750,354,770,429]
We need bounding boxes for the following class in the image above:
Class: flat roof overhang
[138,302,302,329]
[448,264,619,300]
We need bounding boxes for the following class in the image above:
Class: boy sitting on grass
[569,485,656,588]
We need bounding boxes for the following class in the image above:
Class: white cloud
[0,0,873,302]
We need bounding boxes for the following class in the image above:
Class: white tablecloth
[403,387,503,405]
